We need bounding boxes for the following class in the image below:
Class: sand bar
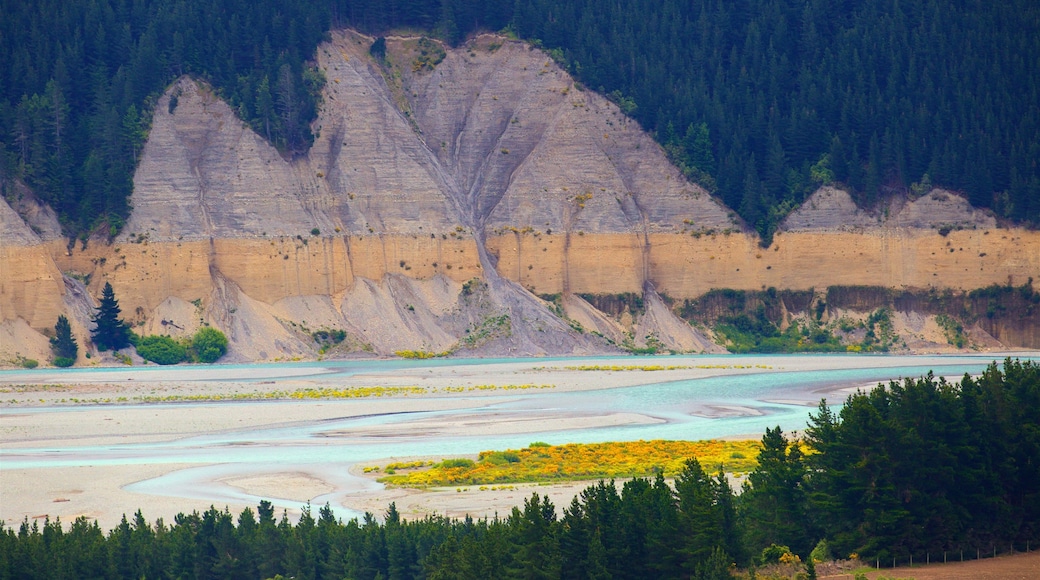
[2,353,1035,531]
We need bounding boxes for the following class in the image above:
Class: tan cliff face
[2,31,1038,364]
[486,229,1040,298]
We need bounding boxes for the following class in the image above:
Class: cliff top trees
[90,281,131,351]
[4,0,1037,244]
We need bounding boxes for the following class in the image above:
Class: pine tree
[50,314,78,366]
[91,281,131,351]
[742,426,812,556]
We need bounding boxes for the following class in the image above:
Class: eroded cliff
[2,31,1038,365]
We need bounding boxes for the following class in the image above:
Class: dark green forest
[2,0,1038,241]
[2,359,1038,578]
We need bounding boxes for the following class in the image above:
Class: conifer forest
[2,360,1039,578]
[2,0,1038,241]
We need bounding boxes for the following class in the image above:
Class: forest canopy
[2,0,1037,241]
[2,359,1037,578]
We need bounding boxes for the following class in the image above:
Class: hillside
[2,32,1038,365]
[3,0,1038,243]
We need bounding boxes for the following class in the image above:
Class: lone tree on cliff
[50,315,78,366]
[91,282,131,351]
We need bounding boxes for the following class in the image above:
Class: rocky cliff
[2,31,1038,365]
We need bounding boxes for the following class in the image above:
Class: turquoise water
[2,354,1033,521]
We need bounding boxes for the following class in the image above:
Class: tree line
[41,280,227,367]
[2,359,1037,578]
[2,0,1038,242]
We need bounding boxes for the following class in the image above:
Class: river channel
[1,353,1033,525]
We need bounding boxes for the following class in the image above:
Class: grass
[394,350,451,359]
[3,383,559,406]
[561,364,772,372]
[372,439,763,487]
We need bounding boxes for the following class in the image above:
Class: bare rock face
[124,78,322,241]
[888,189,996,230]
[393,34,737,236]
[781,187,878,231]
[633,290,723,353]
[783,186,997,232]
[310,33,463,235]
[1,178,62,243]
[5,29,1038,363]
[123,33,738,248]
[0,196,40,246]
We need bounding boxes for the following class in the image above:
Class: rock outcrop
[781,186,997,232]
[2,31,1038,364]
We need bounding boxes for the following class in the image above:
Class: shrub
[395,350,450,359]
[439,458,475,469]
[136,335,188,365]
[810,539,832,563]
[16,356,38,369]
[53,356,75,368]
[761,544,795,565]
[191,327,228,363]
[483,451,521,465]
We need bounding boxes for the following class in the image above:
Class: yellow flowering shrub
[377,439,762,487]
[562,364,772,371]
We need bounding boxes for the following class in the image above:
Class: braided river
[2,353,1034,526]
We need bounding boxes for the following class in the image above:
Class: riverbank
[2,353,1034,531]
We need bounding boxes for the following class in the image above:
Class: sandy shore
[2,353,1033,531]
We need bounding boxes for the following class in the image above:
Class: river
[1,353,1033,525]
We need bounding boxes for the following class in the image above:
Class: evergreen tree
[90,281,131,351]
[50,314,78,366]
[741,426,812,557]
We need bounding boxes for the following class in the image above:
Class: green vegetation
[860,307,896,351]
[376,439,763,487]
[131,326,227,365]
[577,292,644,318]
[189,327,228,363]
[410,37,446,71]
[796,358,1040,561]
[0,461,744,579]
[8,1,1035,243]
[461,313,511,348]
[514,0,1040,242]
[0,0,333,238]
[134,335,187,365]
[936,313,967,348]
[1,360,1037,577]
[312,328,347,354]
[460,277,485,297]
[714,309,845,353]
[13,356,38,369]
[49,315,77,366]
[394,350,450,359]
[673,284,1040,353]
[90,282,131,351]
